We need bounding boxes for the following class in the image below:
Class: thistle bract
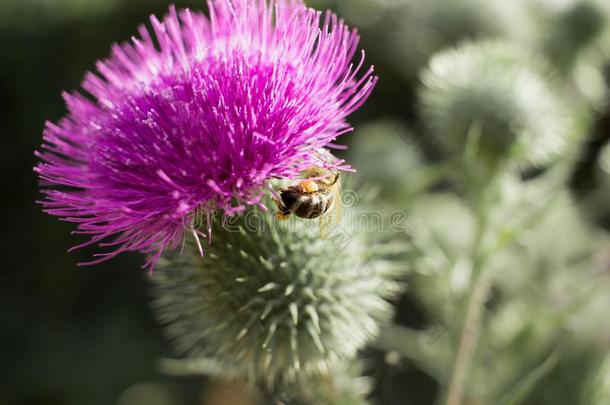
[149,198,402,386]
[35,0,377,268]
[420,42,566,170]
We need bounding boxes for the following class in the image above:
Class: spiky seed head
[420,41,568,171]
[149,196,403,386]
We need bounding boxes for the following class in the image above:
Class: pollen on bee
[298,180,319,193]
[276,211,291,221]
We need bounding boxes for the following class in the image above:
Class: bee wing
[320,182,343,239]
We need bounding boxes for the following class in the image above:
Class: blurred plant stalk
[442,169,492,405]
[439,122,567,405]
[444,271,491,405]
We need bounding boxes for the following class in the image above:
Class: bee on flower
[35,0,377,269]
[273,167,343,238]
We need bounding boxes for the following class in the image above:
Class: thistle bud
[149,194,403,386]
[420,42,567,171]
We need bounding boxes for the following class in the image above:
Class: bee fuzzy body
[278,185,336,219]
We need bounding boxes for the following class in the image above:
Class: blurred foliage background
[2,0,610,404]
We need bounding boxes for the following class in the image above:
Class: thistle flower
[149,193,403,386]
[35,0,377,268]
[420,42,567,171]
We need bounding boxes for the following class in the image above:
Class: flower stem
[443,270,491,405]
[443,194,491,405]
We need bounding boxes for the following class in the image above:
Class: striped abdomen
[280,186,335,219]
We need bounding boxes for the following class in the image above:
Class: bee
[273,167,343,237]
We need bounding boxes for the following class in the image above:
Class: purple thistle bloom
[35,0,377,269]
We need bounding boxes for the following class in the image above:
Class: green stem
[442,189,491,405]
[443,269,491,405]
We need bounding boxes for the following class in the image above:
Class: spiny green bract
[420,41,568,171]
[149,196,403,386]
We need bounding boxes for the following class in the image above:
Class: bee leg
[327,172,340,186]
[276,210,292,221]
[273,195,292,221]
